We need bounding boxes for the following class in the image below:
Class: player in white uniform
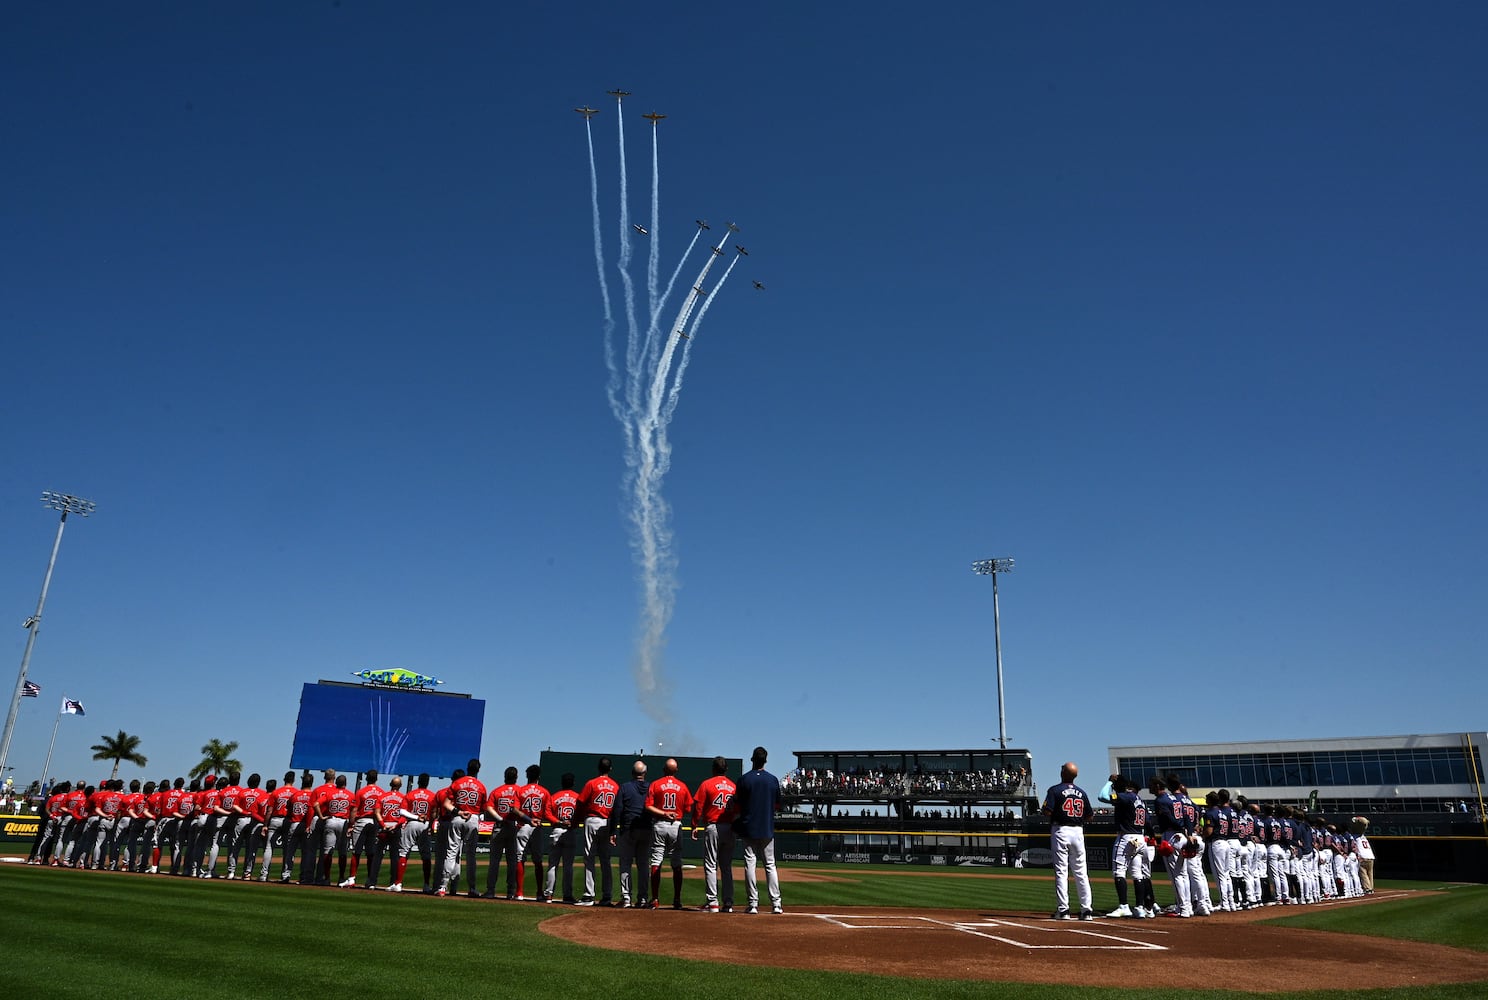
[1040,761,1093,920]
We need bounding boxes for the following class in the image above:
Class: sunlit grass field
[3,858,1484,1000]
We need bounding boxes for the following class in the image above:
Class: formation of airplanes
[571,103,767,299]
[351,668,444,689]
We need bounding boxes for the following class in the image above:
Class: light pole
[0,492,96,778]
[971,558,1014,752]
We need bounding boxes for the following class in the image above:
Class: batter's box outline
[808,914,1168,951]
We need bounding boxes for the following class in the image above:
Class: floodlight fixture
[40,492,96,516]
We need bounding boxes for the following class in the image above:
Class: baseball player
[256,772,297,881]
[608,760,653,908]
[214,772,252,879]
[1202,790,1236,912]
[1103,776,1150,918]
[691,755,738,913]
[280,772,316,882]
[317,774,356,885]
[575,757,619,906]
[341,769,386,888]
[483,767,522,898]
[646,758,694,909]
[392,772,436,893]
[1040,762,1093,920]
[109,779,146,872]
[513,764,551,901]
[55,780,89,865]
[365,775,405,889]
[732,746,782,915]
[30,781,72,866]
[153,778,187,874]
[541,773,581,903]
[436,759,486,897]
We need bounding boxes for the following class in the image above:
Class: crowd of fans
[782,766,1028,799]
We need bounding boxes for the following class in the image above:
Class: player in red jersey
[255,772,296,881]
[691,756,738,912]
[365,775,405,889]
[110,779,148,872]
[317,774,356,885]
[302,770,338,885]
[513,764,551,901]
[341,769,386,887]
[576,757,619,906]
[137,777,169,872]
[437,759,486,897]
[168,779,200,876]
[208,772,245,878]
[483,767,522,898]
[646,759,695,909]
[541,773,582,903]
[30,781,72,865]
[186,775,223,878]
[51,779,88,865]
[280,772,316,882]
[154,778,187,874]
[223,773,268,879]
[393,772,437,893]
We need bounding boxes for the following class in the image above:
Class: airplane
[642,111,666,124]
[694,285,710,297]
[726,222,740,233]
[734,245,749,255]
[695,219,710,230]
[607,88,631,100]
[574,106,599,119]
[678,330,690,340]
[351,668,444,689]
[633,224,648,235]
[753,281,765,290]
[710,246,723,256]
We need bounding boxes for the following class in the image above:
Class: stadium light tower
[971,557,1014,751]
[0,492,97,778]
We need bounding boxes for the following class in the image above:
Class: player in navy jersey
[1103,776,1152,918]
[1040,762,1093,920]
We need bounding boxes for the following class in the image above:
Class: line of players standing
[1103,773,1371,919]
[24,751,782,913]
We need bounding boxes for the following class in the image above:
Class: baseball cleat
[772,904,784,914]
[746,904,758,914]
[1079,910,1095,921]
[702,904,719,912]
[338,877,357,888]
[575,900,595,906]
[1051,910,1070,920]
[1105,905,1132,918]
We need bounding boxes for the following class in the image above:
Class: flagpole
[40,698,65,789]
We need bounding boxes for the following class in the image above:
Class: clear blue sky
[4,3,1485,796]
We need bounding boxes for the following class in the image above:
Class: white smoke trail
[663,253,742,426]
[586,121,622,424]
[583,101,746,736]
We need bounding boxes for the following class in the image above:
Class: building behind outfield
[1108,732,1487,815]
[1109,733,1488,881]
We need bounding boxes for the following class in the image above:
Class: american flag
[21,680,40,698]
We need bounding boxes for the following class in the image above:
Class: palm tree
[90,730,148,780]
[190,738,243,780]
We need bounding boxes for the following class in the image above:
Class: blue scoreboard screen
[289,681,484,777]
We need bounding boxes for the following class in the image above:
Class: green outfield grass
[3,863,1486,1000]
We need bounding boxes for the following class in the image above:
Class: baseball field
[3,858,1485,999]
